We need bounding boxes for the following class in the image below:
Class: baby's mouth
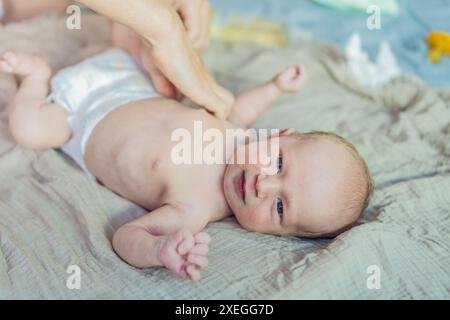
[235,170,246,204]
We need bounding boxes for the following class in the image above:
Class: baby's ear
[279,128,296,137]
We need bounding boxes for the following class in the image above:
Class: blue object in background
[210,0,450,87]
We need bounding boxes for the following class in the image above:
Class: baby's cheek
[249,202,271,226]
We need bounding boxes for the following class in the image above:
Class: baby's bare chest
[85,99,233,215]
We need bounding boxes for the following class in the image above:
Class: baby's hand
[157,228,210,281]
[273,64,306,93]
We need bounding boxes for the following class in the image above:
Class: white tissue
[345,33,401,87]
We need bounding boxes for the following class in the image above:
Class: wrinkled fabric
[0,14,449,299]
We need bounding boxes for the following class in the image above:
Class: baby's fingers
[186,265,202,282]
[284,64,302,79]
[0,53,15,73]
[187,253,209,269]
[175,229,195,255]
[194,232,211,245]
[190,243,209,255]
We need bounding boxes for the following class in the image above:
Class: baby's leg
[1,0,71,23]
[0,52,71,149]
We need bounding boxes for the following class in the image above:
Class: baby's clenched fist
[273,64,306,93]
[157,228,210,281]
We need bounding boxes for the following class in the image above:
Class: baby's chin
[233,212,258,232]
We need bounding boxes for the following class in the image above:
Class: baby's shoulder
[171,189,228,220]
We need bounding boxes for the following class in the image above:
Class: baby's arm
[1,0,71,23]
[112,205,210,281]
[227,64,305,128]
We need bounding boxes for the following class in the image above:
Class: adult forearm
[77,0,180,44]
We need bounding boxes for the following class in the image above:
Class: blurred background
[209,0,450,87]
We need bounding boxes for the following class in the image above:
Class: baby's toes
[2,52,18,63]
[187,253,209,269]
[0,52,17,73]
[0,52,49,77]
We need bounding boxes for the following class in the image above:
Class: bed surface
[0,14,449,299]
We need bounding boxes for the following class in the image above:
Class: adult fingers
[178,0,202,46]
[148,25,234,117]
[140,47,178,98]
[195,0,212,53]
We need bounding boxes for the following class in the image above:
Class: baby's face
[223,132,360,236]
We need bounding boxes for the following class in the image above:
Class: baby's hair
[291,131,374,238]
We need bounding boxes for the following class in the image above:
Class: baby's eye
[276,197,284,216]
[276,156,283,174]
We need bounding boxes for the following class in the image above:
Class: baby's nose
[256,174,281,199]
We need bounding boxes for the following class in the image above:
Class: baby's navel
[151,159,162,171]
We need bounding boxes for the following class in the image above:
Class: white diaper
[48,48,160,176]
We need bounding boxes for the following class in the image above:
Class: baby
[0,48,372,281]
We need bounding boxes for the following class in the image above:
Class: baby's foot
[0,52,51,79]
[157,228,210,281]
[273,64,306,93]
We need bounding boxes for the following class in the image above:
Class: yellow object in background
[427,31,450,63]
[211,16,288,48]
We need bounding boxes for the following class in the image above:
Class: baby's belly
[87,149,170,211]
[84,99,178,210]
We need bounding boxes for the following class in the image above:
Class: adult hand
[112,22,184,100]
[139,0,213,100]
[79,0,234,119]
[169,0,212,53]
